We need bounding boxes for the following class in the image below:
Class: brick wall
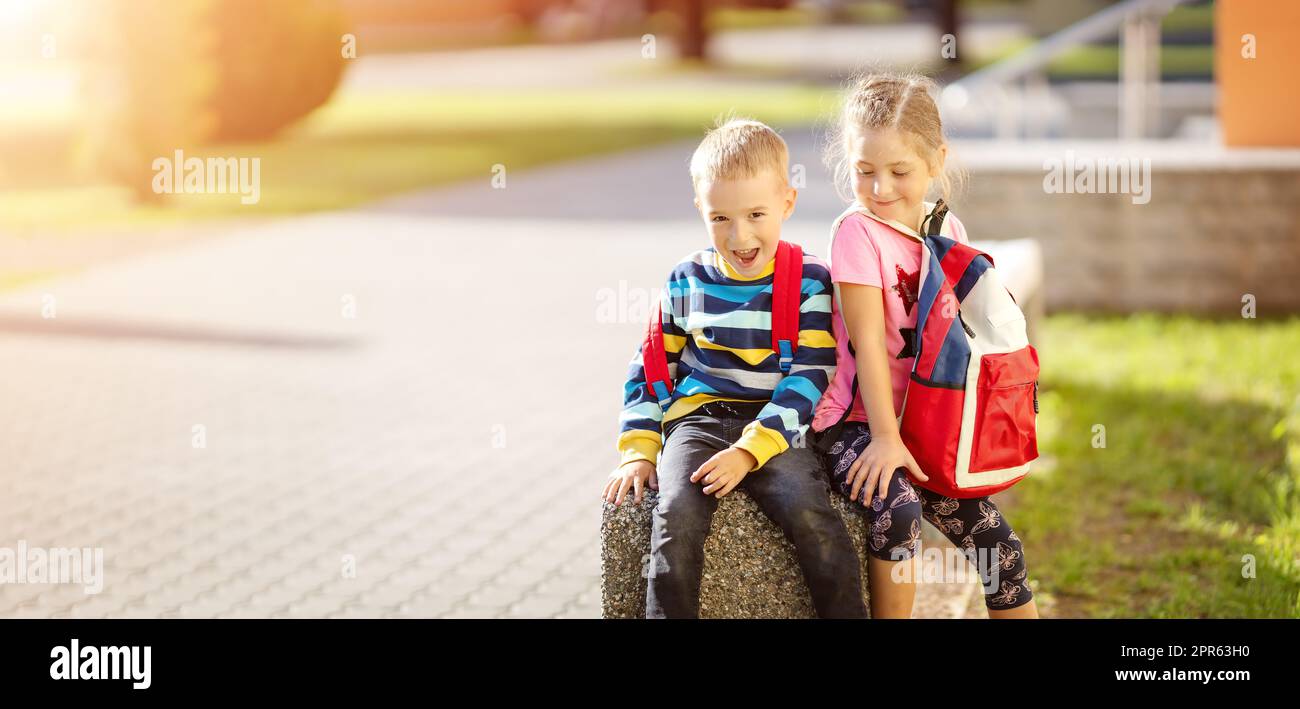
[947,142,1300,314]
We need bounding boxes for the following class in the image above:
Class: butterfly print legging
[816,420,1034,610]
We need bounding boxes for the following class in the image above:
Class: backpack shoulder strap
[771,240,803,373]
[919,200,994,294]
[922,199,949,237]
[642,302,674,404]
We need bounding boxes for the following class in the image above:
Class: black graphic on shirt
[892,264,921,360]
[897,327,916,360]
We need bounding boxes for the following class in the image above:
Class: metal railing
[942,0,1198,140]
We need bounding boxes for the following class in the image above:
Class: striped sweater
[617,247,837,471]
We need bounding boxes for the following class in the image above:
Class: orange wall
[1217,0,1300,146]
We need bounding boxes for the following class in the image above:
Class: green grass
[707,1,904,31]
[1015,314,1300,617]
[707,6,822,31]
[1160,2,1216,35]
[0,85,833,231]
[969,2,1216,80]
[972,41,1214,79]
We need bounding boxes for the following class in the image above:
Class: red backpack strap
[770,241,803,373]
[938,242,986,291]
[923,199,995,293]
[642,302,674,404]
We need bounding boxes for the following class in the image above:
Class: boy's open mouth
[732,248,760,268]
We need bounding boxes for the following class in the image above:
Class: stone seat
[600,488,874,618]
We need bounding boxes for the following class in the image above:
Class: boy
[601,118,867,619]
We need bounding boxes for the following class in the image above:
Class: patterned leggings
[816,421,1034,611]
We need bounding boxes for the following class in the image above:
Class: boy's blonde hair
[690,117,789,192]
[824,69,965,204]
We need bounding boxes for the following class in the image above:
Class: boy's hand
[844,433,928,505]
[690,447,757,498]
[603,460,658,506]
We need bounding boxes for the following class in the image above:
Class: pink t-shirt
[811,208,969,432]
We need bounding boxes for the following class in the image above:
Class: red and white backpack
[828,201,1039,498]
[642,241,804,409]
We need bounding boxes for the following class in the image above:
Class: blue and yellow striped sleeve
[615,273,687,468]
[733,256,837,470]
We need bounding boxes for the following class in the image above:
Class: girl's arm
[838,282,928,504]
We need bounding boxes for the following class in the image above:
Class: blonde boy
[601,119,867,618]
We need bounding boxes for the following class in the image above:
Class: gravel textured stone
[601,489,873,619]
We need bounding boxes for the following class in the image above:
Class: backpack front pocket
[970,345,1039,473]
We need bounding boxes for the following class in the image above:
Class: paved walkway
[0,128,980,618]
[339,21,1025,92]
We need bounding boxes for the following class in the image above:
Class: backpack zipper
[957,311,976,339]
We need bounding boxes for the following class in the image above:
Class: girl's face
[847,126,944,231]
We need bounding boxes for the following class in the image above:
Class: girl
[810,71,1039,619]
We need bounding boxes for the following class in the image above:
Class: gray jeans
[645,400,867,619]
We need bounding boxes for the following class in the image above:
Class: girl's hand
[604,460,658,506]
[690,446,757,498]
[844,434,928,505]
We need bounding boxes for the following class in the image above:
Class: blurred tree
[83,0,348,201]
[937,0,963,73]
[676,0,708,60]
[208,0,349,141]
[663,0,795,62]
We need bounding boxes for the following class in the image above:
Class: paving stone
[0,135,987,621]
